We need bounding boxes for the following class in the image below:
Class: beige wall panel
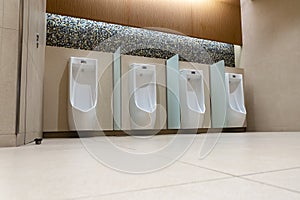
[0,28,18,135]
[2,0,19,30]
[0,135,16,147]
[44,46,113,132]
[121,55,167,130]
[225,67,244,75]
[179,62,211,128]
[18,0,29,139]
[23,0,47,144]
[0,1,3,28]
[0,0,46,146]
[25,56,44,136]
[240,0,300,131]
[0,0,20,146]
[16,133,25,146]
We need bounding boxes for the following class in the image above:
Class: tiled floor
[0,132,300,200]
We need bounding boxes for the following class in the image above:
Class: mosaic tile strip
[47,13,235,67]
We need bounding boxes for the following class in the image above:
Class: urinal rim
[228,105,247,114]
[71,105,97,113]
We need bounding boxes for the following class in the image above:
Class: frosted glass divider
[166,55,181,129]
[113,47,121,130]
[210,60,227,128]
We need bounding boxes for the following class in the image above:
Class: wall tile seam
[0,133,18,136]
[0,26,19,31]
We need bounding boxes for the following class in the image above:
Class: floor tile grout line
[238,176,300,195]
[178,160,237,177]
[179,160,300,195]
[67,176,235,200]
[238,166,300,177]
[178,159,300,178]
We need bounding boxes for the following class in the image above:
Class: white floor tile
[0,141,227,200]
[178,132,300,175]
[80,178,300,200]
[0,132,300,200]
[246,168,300,192]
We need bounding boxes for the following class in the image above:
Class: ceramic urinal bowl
[129,64,157,130]
[179,69,206,129]
[68,57,98,131]
[225,73,247,127]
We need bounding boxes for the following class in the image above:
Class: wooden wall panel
[192,1,242,44]
[127,0,192,36]
[91,0,129,25]
[46,0,242,45]
[47,0,129,25]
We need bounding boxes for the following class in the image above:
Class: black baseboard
[43,128,246,138]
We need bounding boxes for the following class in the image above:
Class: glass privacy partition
[113,47,121,130]
[166,55,181,129]
[210,61,227,128]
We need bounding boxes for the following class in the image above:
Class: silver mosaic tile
[47,13,235,67]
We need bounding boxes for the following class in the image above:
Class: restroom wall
[0,0,46,147]
[0,0,20,146]
[46,0,242,45]
[121,55,167,130]
[43,46,113,132]
[44,47,246,133]
[239,0,300,131]
[17,0,47,145]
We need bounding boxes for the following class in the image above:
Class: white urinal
[129,64,157,130]
[179,69,206,129]
[225,73,247,127]
[68,57,98,131]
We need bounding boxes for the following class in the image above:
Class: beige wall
[0,0,46,147]
[19,0,47,145]
[121,55,167,130]
[44,51,245,132]
[179,62,211,128]
[0,0,20,146]
[240,0,300,131]
[43,46,113,132]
